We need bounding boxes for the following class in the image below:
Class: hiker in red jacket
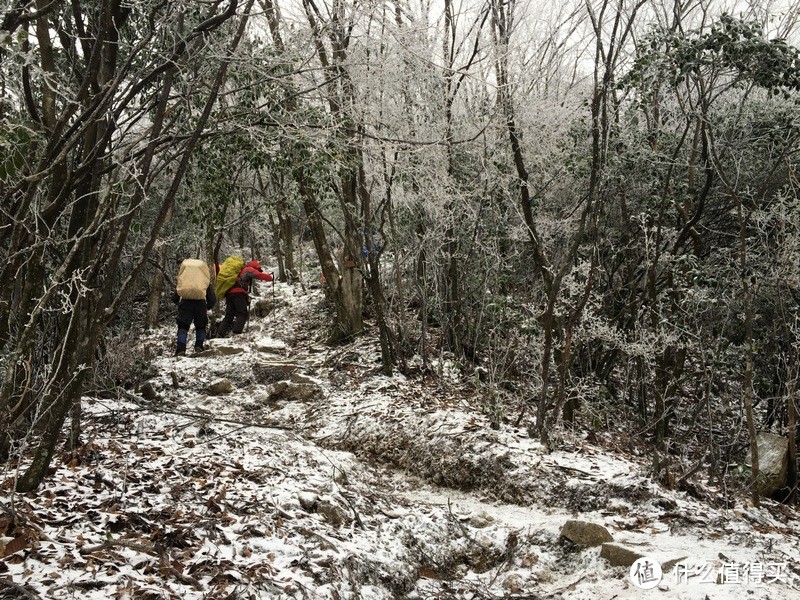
[216,260,273,337]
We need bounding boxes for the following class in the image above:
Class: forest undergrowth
[2,284,798,599]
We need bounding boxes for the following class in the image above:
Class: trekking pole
[271,272,275,302]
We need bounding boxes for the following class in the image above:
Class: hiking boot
[175,344,186,357]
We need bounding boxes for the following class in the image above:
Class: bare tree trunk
[495,0,615,442]
[282,211,297,279]
[383,153,409,361]
[738,198,760,507]
[336,174,364,340]
[416,217,429,371]
[788,385,797,503]
[296,165,345,323]
[491,0,556,438]
[300,0,367,342]
[785,361,797,502]
[16,296,93,492]
[359,164,396,374]
[146,245,168,328]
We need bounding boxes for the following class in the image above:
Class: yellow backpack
[176,259,210,300]
[214,256,245,299]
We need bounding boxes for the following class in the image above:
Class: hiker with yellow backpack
[215,257,274,338]
[172,259,217,356]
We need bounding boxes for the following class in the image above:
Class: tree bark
[738,198,760,507]
[300,0,366,342]
[787,376,797,503]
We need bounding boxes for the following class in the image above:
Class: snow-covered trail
[4,285,799,599]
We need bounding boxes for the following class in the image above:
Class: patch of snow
[4,287,799,600]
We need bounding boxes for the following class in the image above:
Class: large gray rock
[207,378,234,395]
[560,519,614,547]
[600,542,646,567]
[746,432,788,497]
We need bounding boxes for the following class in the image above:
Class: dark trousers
[176,299,209,349]
[217,294,248,337]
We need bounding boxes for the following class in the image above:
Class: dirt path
[6,284,799,599]
[151,285,800,598]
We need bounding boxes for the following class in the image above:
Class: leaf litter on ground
[2,283,799,599]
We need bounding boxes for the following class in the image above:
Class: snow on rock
[253,336,288,355]
[297,492,319,512]
[207,378,234,395]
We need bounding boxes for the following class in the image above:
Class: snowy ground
[2,283,799,599]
